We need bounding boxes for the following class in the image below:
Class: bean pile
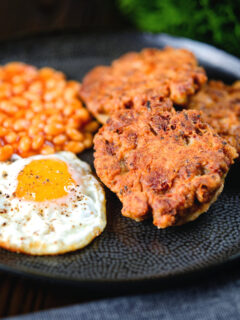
[0,62,98,160]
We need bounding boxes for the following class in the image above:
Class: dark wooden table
[0,0,131,318]
[0,271,112,317]
[0,272,63,316]
[0,270,156,318]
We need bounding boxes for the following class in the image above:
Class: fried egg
[0,152,106,255]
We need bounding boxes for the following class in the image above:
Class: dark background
[0,0,239,56]
[0,0,129,40]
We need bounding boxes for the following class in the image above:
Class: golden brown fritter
[94,99,237,228]
[80,47,207,123]
[188,80,240,154]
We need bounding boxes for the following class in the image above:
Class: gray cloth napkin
[5,266,240,320]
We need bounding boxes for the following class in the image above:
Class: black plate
[0,32,240,285]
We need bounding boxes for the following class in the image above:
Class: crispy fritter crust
[81,47,207,123]
[94,99,237,228]
[188,80,240,153]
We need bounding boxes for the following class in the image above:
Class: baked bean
[66,128,84,141]
[25,111,34,120]
[75,108,90,121]
[5,132,17,144]
[0,101,18,115]
[0,83,11,99]
[11,96,28,108]
[47,114,63,124]
[0,62,98,159]
[19,136,31,153]
[63,106,74,116]
[64,87,79,101]
[18,131,27,138]
[0,128,7,137]
[67,118,80,129]
[53,134,67,145]
[32,135,44,150]
[31,100,42,112]
[64,141,84,153]
[83,134,93,148]
[28,81,43,93]
[84,121,99,133]
[23,91,39,102]
[3,118,13,128]
[0,114,7,125]
[55,99,64,109]
[28,126,39,136]
[41,144,55,155]
[13,119,29,131]
[0,145,13,161]
[44,123,65,136]
[12,84,25,95]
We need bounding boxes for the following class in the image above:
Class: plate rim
[0,249,240,286]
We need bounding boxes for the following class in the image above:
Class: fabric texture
[6,263,240,320]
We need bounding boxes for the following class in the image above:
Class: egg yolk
[16,159,75,201]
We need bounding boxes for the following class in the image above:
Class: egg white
[0,152,106,255]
